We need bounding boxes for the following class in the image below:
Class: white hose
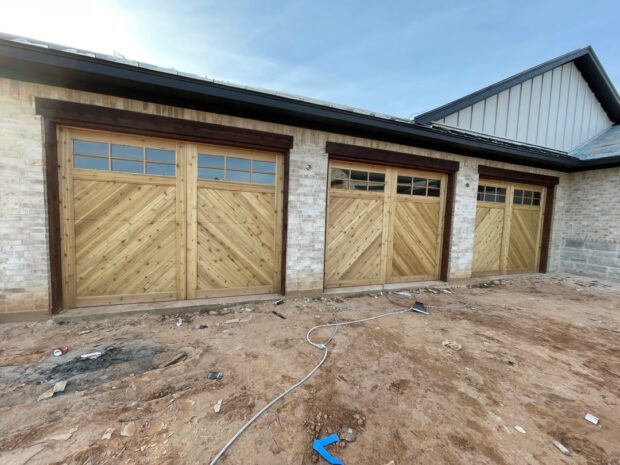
[208,305,413,465]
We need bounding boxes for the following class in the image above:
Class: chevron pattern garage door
[472,180,545,276]
[325,162,447,288]
[59,127,283,308]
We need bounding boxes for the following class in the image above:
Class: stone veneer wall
[0,77,569,316]
[560,167,620,280]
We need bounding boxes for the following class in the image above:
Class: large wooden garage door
[325,161,447,288]
[472,181,545,276]
[58,127,283,308]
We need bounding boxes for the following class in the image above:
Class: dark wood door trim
[440,172,456,281]
[326,142,460,173]
[35,98,294,152]
[478,165,559,187]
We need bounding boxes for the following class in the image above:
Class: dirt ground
[0,273,619,465]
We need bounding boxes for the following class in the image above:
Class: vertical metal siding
[435,61,612,151]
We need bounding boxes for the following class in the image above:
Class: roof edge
[415,47,620,124]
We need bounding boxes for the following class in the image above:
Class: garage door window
[73,139,176,177]
[198,154,275,185]
[477,185,506,203]
[330,168,385,192]
[397,176,441,197]
[514,189,541,206]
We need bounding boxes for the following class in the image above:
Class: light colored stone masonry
[0,77,574,314]
[559,168,620,280]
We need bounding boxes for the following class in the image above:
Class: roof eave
[0,38,588,172]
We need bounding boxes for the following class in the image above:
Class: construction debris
[37,380,67,401]
[214,399,223,413]
[585,413,600,425]
[225,318,240,324]
[81,351,103,360]
[120,421,137,437]
[272,311,287,320]
[514,425,526,434]
[274,299,285,305]
[208,371,224,380]
[552,440,571,457]
[442,340,462,351]
[341,426,357,442]
[101,428,114,440]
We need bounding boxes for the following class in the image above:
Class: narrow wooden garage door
[472,181,545,276]
[325,161,447,288]
[188,145,284,298]
[58,127,283,308]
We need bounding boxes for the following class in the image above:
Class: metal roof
[414,47,620,124]
[571,124,620,160]
[0,32,618,172]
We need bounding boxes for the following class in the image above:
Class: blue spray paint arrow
[313,434,345,465]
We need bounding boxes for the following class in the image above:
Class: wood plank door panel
[73,178,178,305]
[60,128,183,307]
[507,203,544,272]
[188,145,283,299]
[388,169,446,283]
[472,205,505,274]
[324,193,385,287]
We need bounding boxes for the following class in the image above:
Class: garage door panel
[73,179,178,298]
[194,181,278,296]
[325,196,384,286]
[391,201,441,279]
[507,208,541,272]
[472,206,505,273]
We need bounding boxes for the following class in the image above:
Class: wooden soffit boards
[478,165,560,187]
[35,98,294,152]
[326,142,460,173]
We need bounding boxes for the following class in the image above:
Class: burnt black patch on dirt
[36,340,164,390]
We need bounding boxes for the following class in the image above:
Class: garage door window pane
[112,159,143,174]
[147,149,175,163]
[252,173,275,185]
[199,168,225,180]
[147,163,175,176]
[199,154,225,168]
[112,145,143,160]
[428,179,441,189]
[74,155,108,171]
[397,184,411,195]
[226,170,251,183]
[74,140,108,156]
[227,157,251,171]
[427,188,440,197]
[253,160,275,173]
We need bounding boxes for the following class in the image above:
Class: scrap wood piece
[272,311,287,319]
[37,380,67,401]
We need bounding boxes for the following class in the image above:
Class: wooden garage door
[325,161,446,288]
[472,181,545,276]
[188,145,284,299]
[58,127,283,308]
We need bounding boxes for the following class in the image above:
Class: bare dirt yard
[0,273,619,465]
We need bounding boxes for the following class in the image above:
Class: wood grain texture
[325,162,447,288]
[472,205,505,274]
[325,195,384,286]
[73,179,177,298]
[196,187,277,292]
[507,207,542,272]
